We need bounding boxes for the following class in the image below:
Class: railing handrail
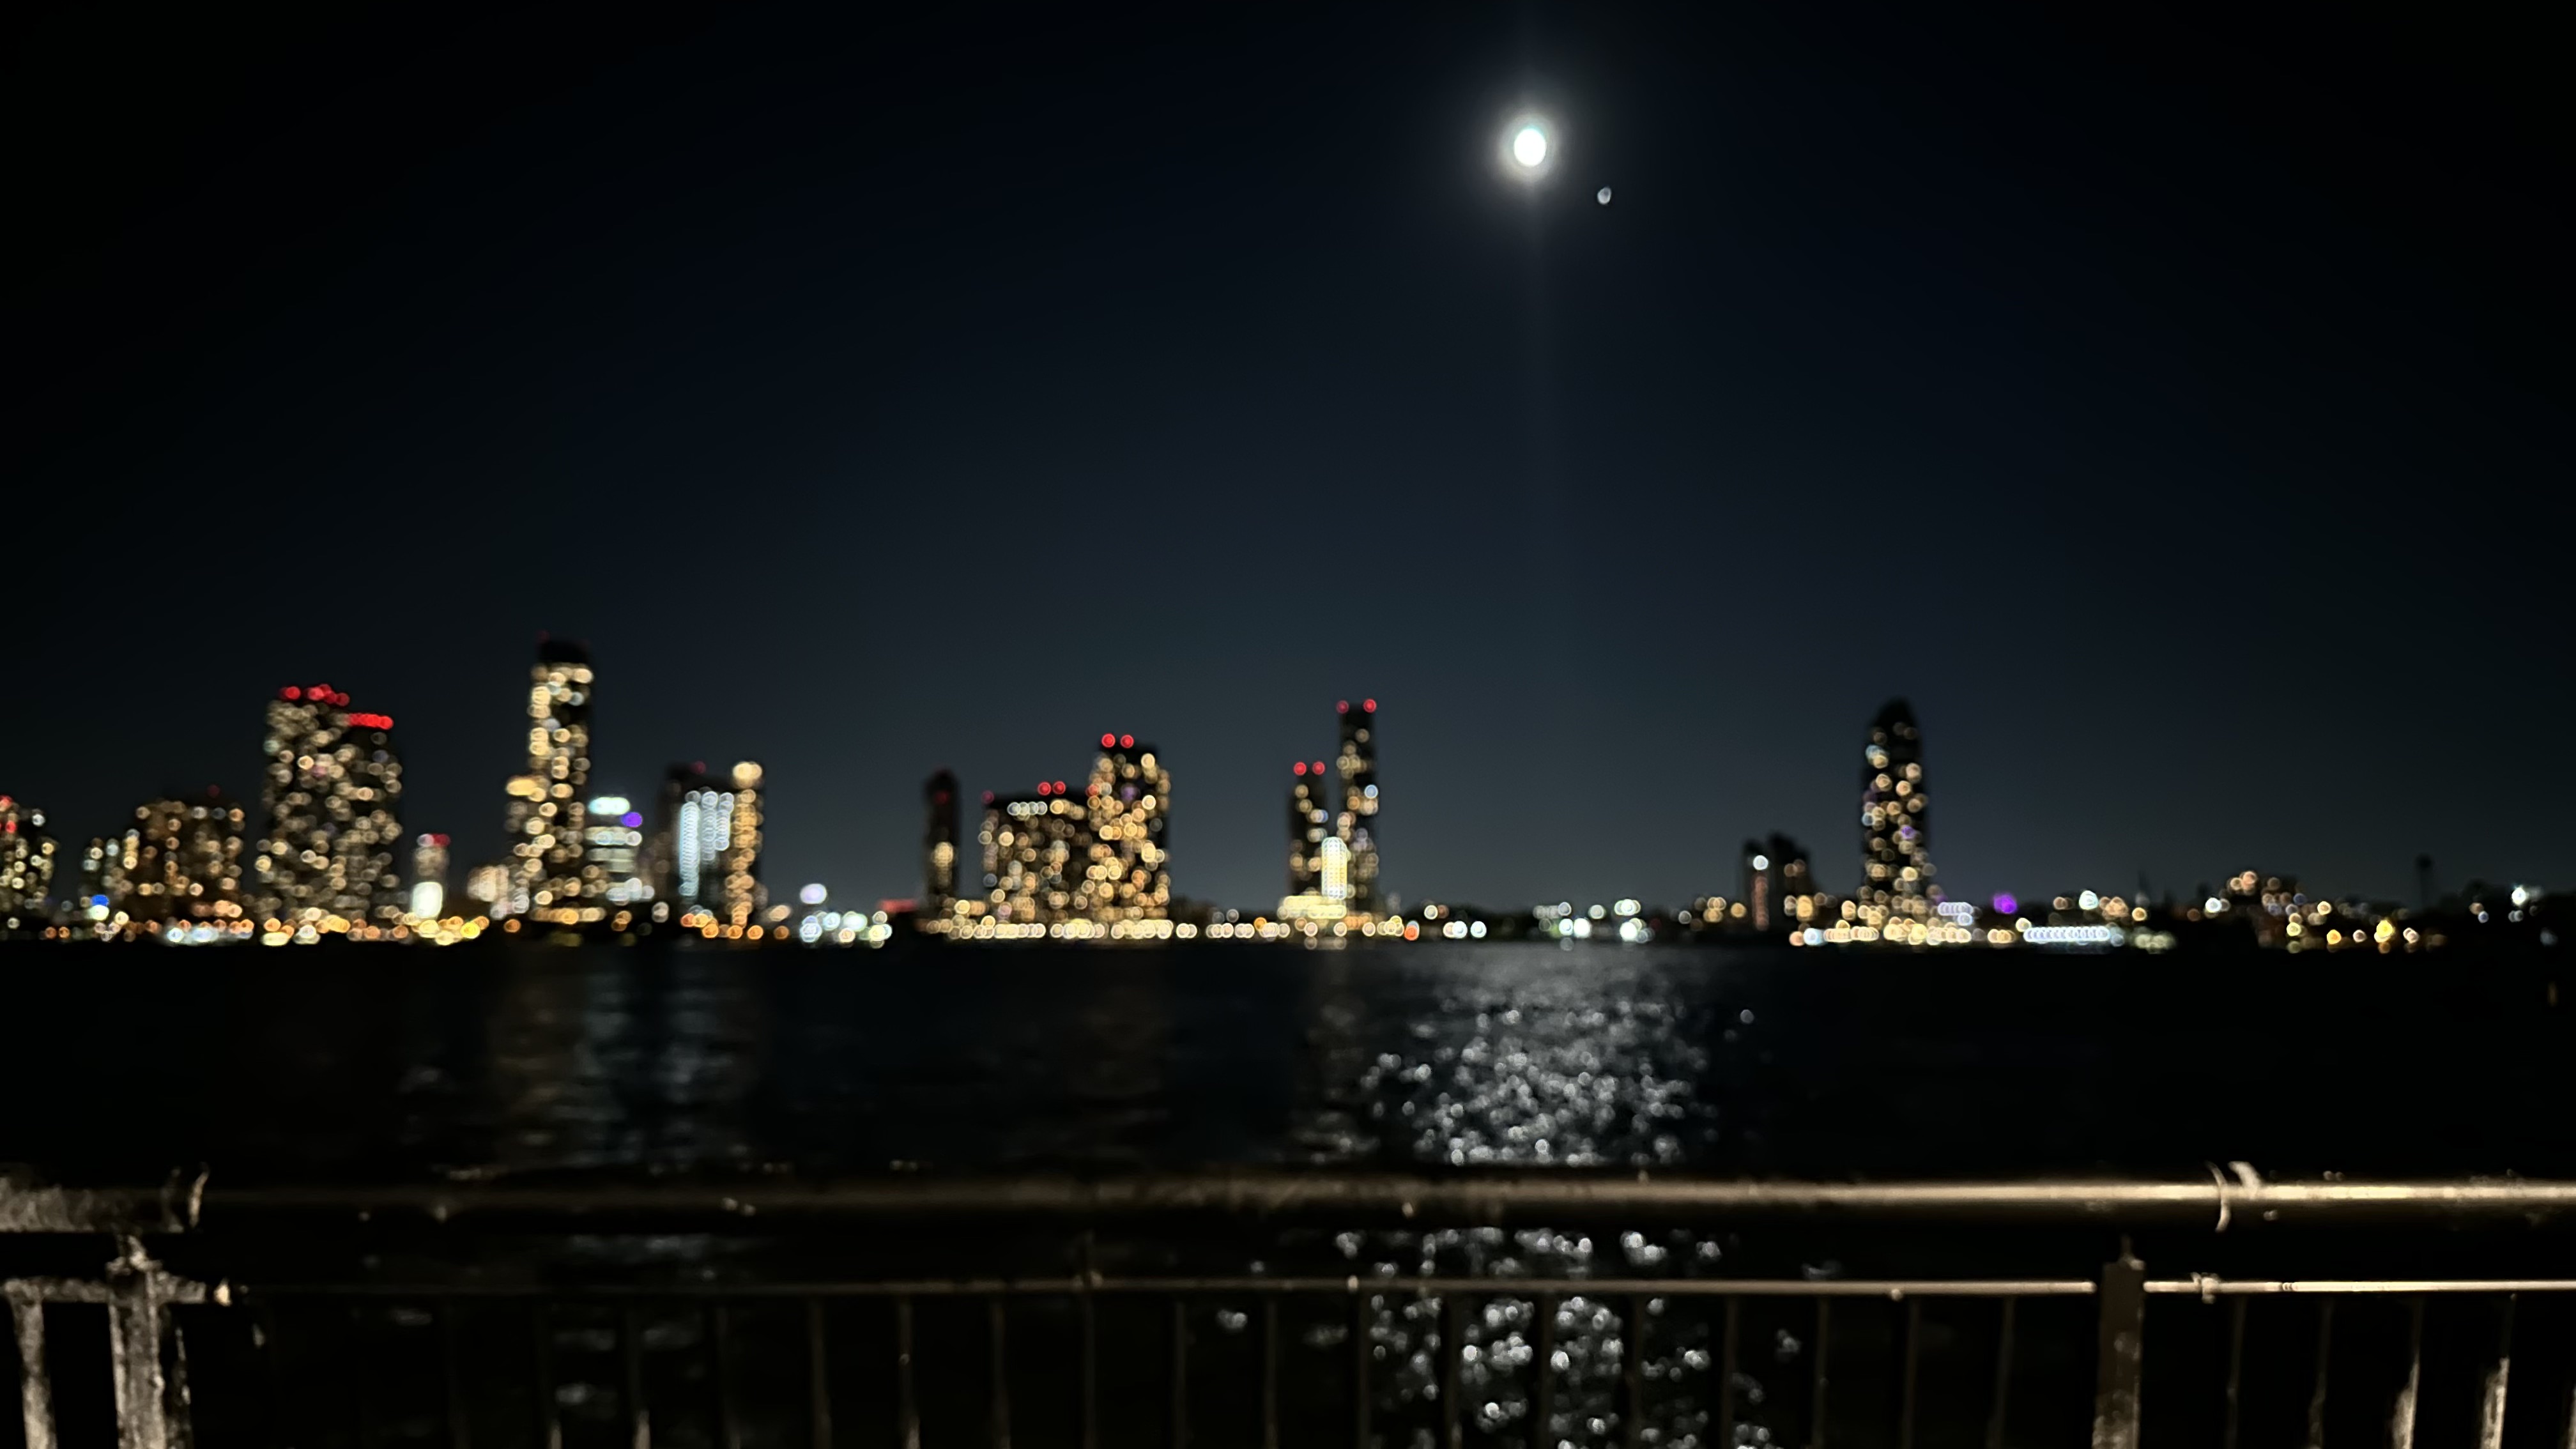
[19,1167,2576,1232]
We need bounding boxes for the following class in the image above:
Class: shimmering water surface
[3,937,2568,1180]
[6,940,2573,1448]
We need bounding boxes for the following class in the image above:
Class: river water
[2,936,2568,1181]
[5,939,2572,1448]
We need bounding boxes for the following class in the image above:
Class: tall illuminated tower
[1857,698,1935,926]
[924,769,960,920]
[109,793,248,924]
[0,795,58,930]
[1286,760,1328,896]
[1075,733,1170,922]
[1333,698,1381,913]
[410,832,451,919]
[582,797,647,905]
[649,760,763,923]
[502,638,595,921]
[256,684,404,926]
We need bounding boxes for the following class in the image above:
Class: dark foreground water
[8,940,2576,1449]
[3,937,2572,1183]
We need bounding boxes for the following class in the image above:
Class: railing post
[2090,1247,2146,1449]
[10,1289,55,1449]
[107,1238,175,1449]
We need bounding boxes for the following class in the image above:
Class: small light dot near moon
[1598,187,1613,206]
[1512,125,1547,169]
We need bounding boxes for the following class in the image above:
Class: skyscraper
[648,761,763,924]
[1075,733,1171,923]
[1857,698,1935,927]
[504,639,595,924]
[1333,699,1381,913]
[0,795,57,930]
[410,832,450,919]
[109,792,248,924]
[981,783,1080,924]
[923,769,960,920]
[256,684,404,927]
[1286,760,1328,896]
[583,797,648,905]
[1741,833,1814,931]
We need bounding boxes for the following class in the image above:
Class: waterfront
[3,939,2570,1185]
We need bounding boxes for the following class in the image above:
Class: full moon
[1511,125,1547,169]
[1598,187,1613,205]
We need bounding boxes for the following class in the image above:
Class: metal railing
[11,1170,2576,1448]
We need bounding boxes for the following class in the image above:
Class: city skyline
[4,8,2563,910]
[0,647,2552,921]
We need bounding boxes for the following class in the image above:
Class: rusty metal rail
[26,1164,2576,1231]
[13,1170,2576,1447]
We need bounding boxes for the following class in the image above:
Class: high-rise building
[1076,733,1171,923]
[1741,833,1814,931]
[410,833,451,919]
[981,783,1082,924]
[504,639,595,924]
[107,792,248,924]
[256,684,404,926]
[649,761,763,924]
[1857,698,1934,926]
[0,795,58,930]
[1286,760,1328,896]
[582,796,648,905]
[923,769,960,919]
[1333,699,1381,912]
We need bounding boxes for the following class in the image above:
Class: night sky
[6,4,2566,912]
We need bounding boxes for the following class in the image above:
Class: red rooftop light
[1313,761,1326,774]
[1292,762,1307,775]
[282,686,302,700]
[1363,698,1377,712]
[1119,734,1134,749]
[1038,781,1052,797]
[1054,781,1067,794]
[981,791,995,804]
[1101,733,1116,747]
[1337,700,1349,714]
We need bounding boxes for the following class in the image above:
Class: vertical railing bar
[10,1293,54,1449]
[2391,1296,2423,1449]
[160,1298,193,1449]
[624,1305,652,1449]
[440,1298,470,1449]
[106,1244,172,1449]
[1441,1294,1463,1449]
[1985,1297,2016,1449]
[1078,1229,1099,1449]
[1261,1298,1280,1449]
[2091,1252,2147,1449]
[254,1300,288,1449]
[806,1298,832,1449]
[2222,1298,2246,1449]
[2310,1300,2337,1449]
[1534,1294,1558,1449]
[989,1297,1011,1449]
[2478,1294,2514,1449]
[894,1296,918,1449]
[533,1303,561,1449]
[1623,1294,1646,1449]
[1352,1291,1371,1449]
[1897,1298,1921,1449]
[1078,1287,1098,1449]
[709,1304,740,1449]
[349,1301,374,1449]
[1170,1298,1190,1449]
[1812,1298,1833,1449]
[1716,1295,1739,1449]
